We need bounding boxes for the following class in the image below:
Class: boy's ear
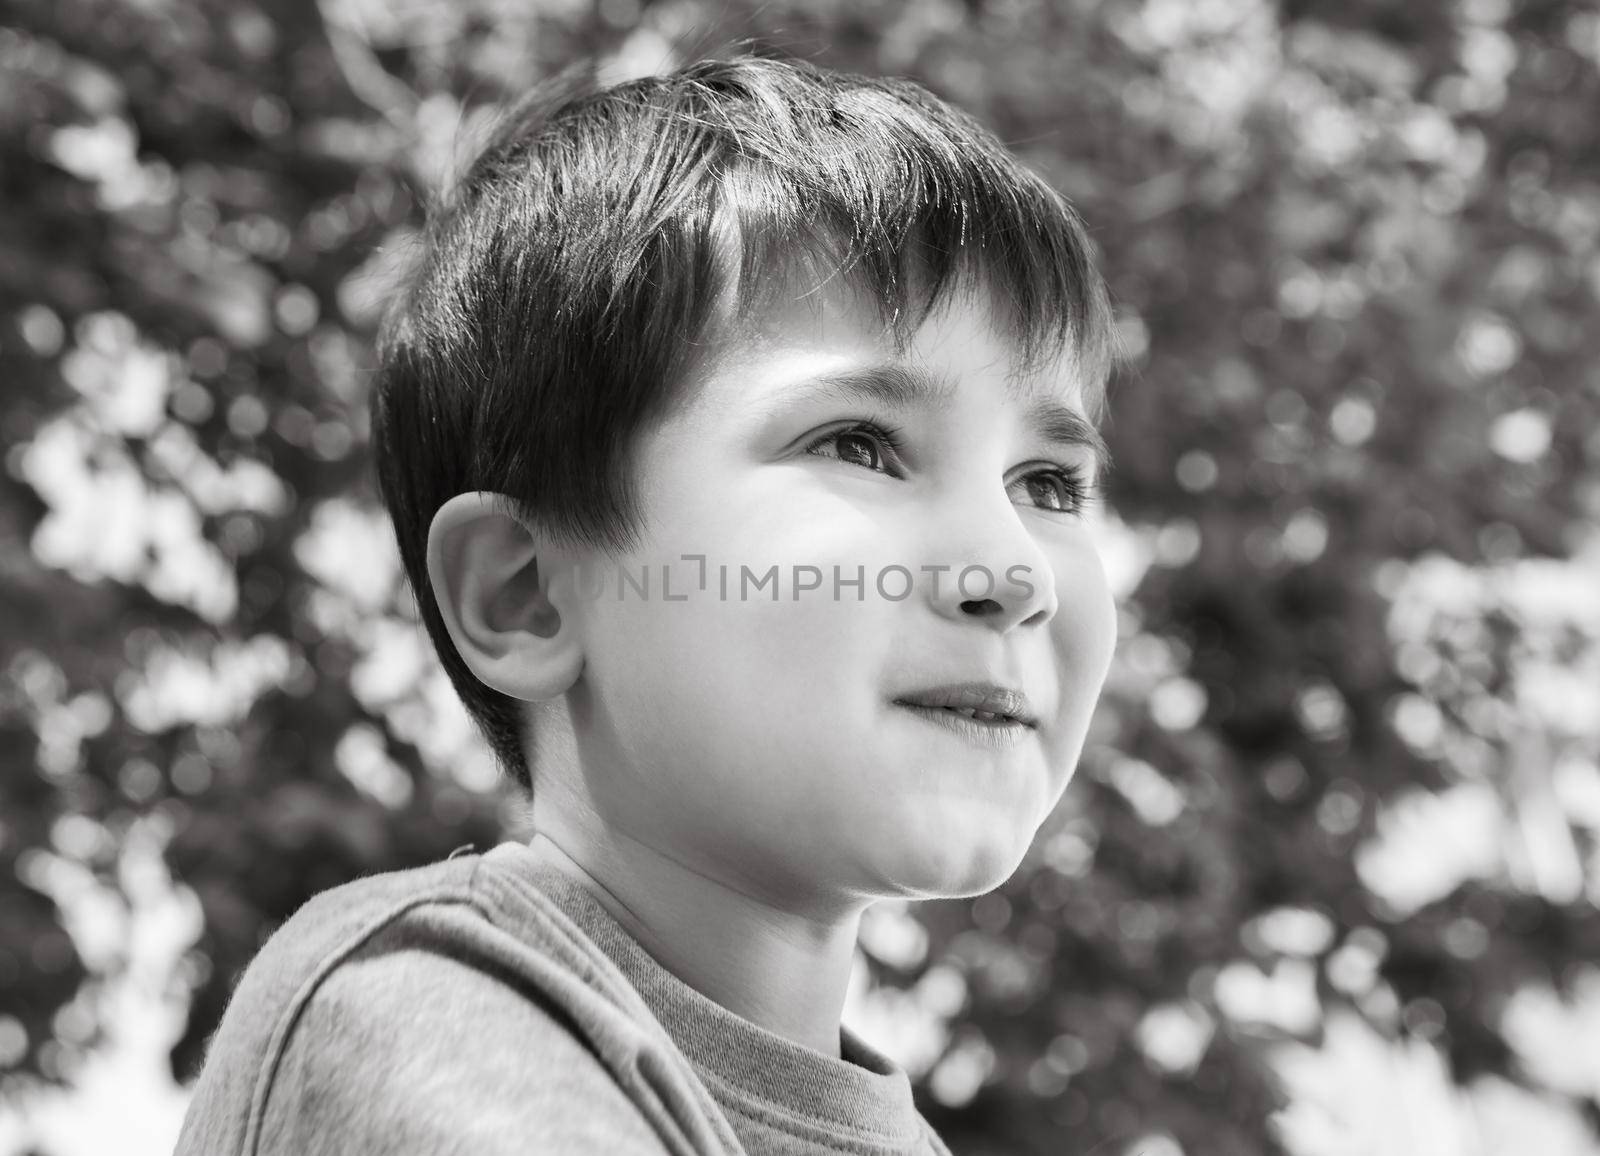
[425,492,584,703]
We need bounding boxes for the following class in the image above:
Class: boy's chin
[850,825,1037,901]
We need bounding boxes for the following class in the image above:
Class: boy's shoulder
[173,844,718,1156]
[208,847,487,1068]
[171,850,478,1155]
[249,845,484,984]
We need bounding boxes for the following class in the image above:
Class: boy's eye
[1010,467,1093,516]
[803,420,1096,517]
[802,421,903,475]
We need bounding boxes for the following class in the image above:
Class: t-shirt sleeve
[256,947,675,1155]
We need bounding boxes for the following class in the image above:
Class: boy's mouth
[893,683,1037,728]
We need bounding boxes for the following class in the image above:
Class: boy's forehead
[703,280,1093,415]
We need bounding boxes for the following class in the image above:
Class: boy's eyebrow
[799,363,1111,468]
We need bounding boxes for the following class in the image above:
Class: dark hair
[370,54,1117,794]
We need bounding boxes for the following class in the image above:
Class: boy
[175,54,1119,1155]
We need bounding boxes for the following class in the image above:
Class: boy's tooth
[933,704,1013,723]
[943,706,1000,721]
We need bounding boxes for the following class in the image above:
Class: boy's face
[552,283,1118,909]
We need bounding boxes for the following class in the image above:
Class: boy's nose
[922,495,1058,633]
[959,589,1050,629]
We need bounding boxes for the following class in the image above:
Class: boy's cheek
[1046,559,1119,686]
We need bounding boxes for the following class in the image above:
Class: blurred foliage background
[3,0,1600,1153]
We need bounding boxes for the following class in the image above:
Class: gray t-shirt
[174,839,954,1155]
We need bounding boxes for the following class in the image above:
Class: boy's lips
[892,683,1038,727]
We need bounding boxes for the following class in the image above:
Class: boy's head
[372,55,1119,895]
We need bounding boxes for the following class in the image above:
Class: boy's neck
[524,830,865,1060]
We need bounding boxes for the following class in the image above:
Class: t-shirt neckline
[480,839,924,1146]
